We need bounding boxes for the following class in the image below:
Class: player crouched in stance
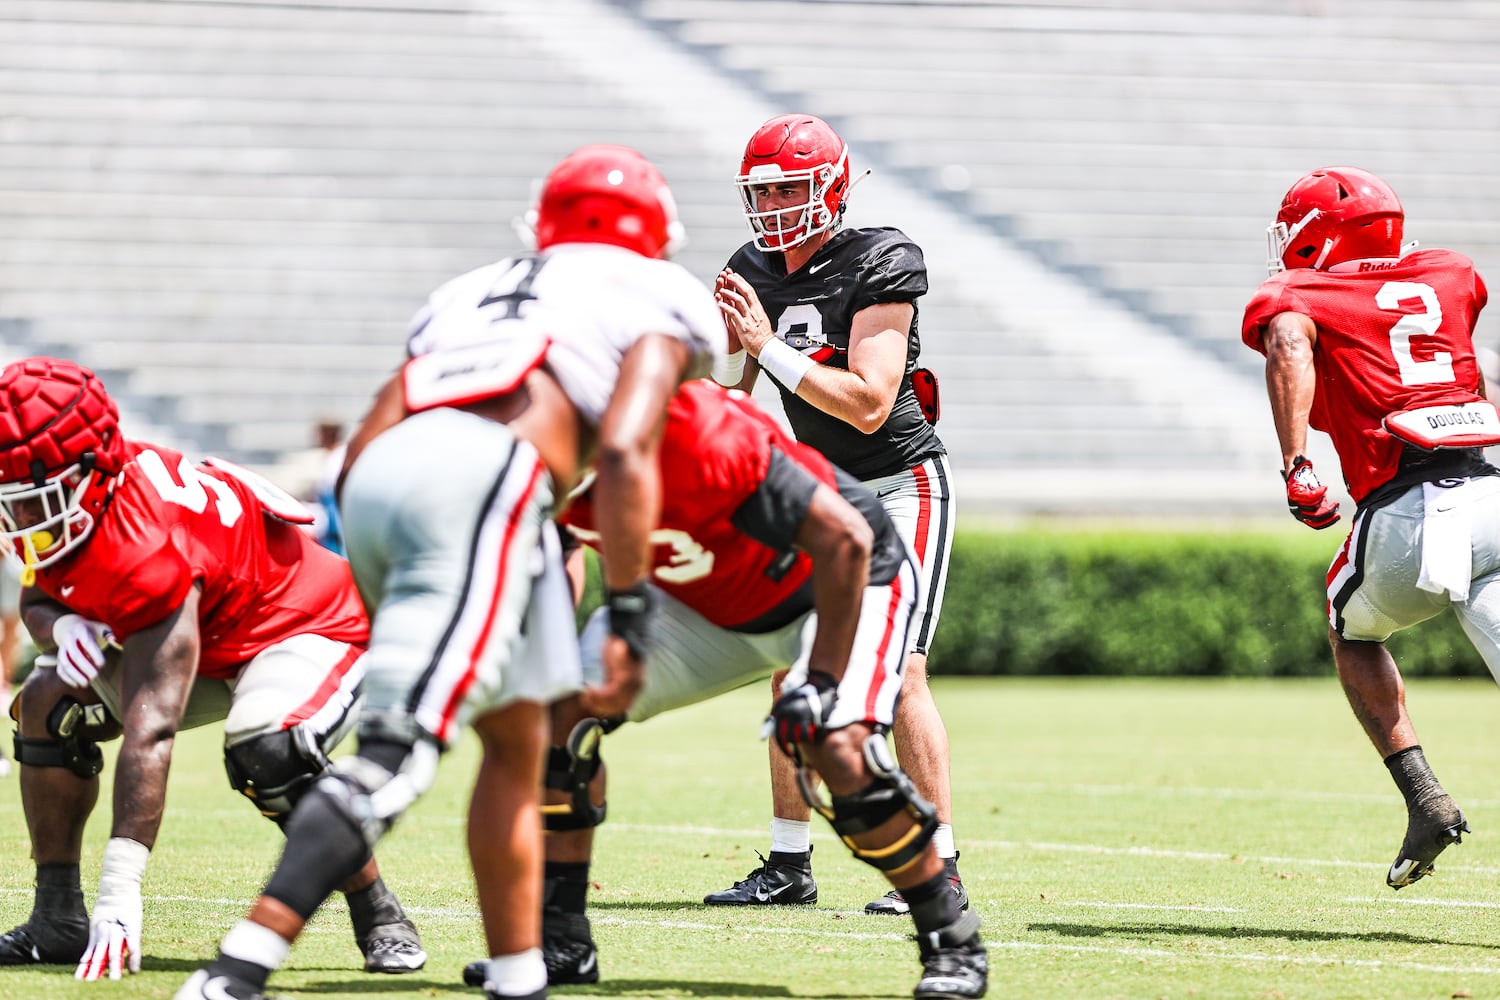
[1245,166,1500,889]
[0,358,424,979]
[465,380,987,999]
[179,143,720,1000]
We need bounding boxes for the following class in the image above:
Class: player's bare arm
[794,483,874,681]
[582,333,693,720]
[592,333,692,591]
[18,586,70,652]
[110,587,202,849]
[717,268,911,432]
[1261,311,1320,472]
[834,302,915,431]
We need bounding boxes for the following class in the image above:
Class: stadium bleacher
[2,0,1495,514]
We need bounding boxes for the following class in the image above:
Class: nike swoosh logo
[60,585,75,597]
[755,881,800,902]
[808,260,831,275]
[577,951,597,975]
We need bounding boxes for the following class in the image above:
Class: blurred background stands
[2,0,1497,518]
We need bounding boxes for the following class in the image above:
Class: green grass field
[3,676,1500,1000]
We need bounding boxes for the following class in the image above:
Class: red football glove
[1282,455,1340,529]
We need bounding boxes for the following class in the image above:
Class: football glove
[76,838,148,981]
[605,582,656,661]
[762,671,840,758]
[1282,455,1340,530]
[53,614,117,689]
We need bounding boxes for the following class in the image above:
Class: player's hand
[1282,455,1341,529]
[714,269,774,355]
[578,634,645,720]
[53,614,117,689]
[762,670,840,757]
[76,838,148,981]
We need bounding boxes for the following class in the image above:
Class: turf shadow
[1028,919,1500,951]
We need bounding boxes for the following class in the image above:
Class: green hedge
[579,527,1489,678]
[928,527,1490,678]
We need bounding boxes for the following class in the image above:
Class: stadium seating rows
[3,0,1495,513]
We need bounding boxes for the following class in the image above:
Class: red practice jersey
[33,441,368,679]
[563,380,836,629]
[1242,248,1490,502]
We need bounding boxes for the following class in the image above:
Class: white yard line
[608,822,1500,877]
[1344,896,1500,910]
[995,780,1500,808]
[5,889,1499,975]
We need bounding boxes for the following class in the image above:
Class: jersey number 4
[1379,281,1453,386]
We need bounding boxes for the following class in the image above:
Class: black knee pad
[542,718,607,833]
[13,697,113,779]
[819,732,938,874]
[224,728,327,824]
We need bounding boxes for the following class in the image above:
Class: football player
[712,112,966,918]
[1245,165,1500,890]
[462,377,987,1000]
[179,144,722,1000]
[0,358,425,980]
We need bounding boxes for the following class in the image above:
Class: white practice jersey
[405,243,724,425]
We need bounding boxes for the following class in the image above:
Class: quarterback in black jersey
[712,114,982,1000]
[722,226,943,480]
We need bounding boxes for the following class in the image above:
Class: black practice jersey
[726,226,946,480]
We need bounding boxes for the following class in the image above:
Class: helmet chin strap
[18,533,47,586]
[1311,238,1335,271]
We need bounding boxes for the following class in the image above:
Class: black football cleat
[703,852,817,906]
[174,969,266,1000]
[0,921,87,966]
[464,908,598,988]
[914,911,987,999]
[1388,796,1470,889]
[867,854,969,916]
[358,916,427,973]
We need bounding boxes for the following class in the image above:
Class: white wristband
[756,339,816,392]
[712,349,746,387]
[102,837,150,880]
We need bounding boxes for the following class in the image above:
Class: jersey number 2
[1378,281,1453,386]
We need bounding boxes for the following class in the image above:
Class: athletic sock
[217,920,291,987]
[932,823,956,861]
[904,870,962,937]
[346,875,407,938]
[770,818,812,855]
[1385,745,1448,811]
[485,947,547,997]
[544,861,591,914]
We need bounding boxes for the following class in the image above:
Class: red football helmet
[1267,166,1404,275]
[531,144,685,259]
[736,114,851,251]
[0,357,125,571]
